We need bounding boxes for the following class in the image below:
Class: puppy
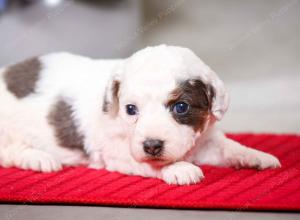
[0,45,280,185]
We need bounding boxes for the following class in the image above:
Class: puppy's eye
[126,104,138,115]
[172,102,189,115]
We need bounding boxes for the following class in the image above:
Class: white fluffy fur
[0,45,280,185]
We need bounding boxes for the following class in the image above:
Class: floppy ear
[102,74,121,117]
[207,70,230,121]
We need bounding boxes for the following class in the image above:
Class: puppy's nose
[143,139,164,156]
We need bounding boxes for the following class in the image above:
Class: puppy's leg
[1,143,62,172]
[161,161,204,185]
[195,130,281,169]
[88,150,105,169]
[221,138,281,169]
[110,159,204,185]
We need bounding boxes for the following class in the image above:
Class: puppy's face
[104,46,227,167]
[119,78,212,167]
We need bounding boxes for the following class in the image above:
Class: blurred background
[0,0,299,133]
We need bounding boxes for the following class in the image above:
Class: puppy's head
[104,45,229,167]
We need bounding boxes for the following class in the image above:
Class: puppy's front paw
[161,161,204,185]
[15,149,62,172]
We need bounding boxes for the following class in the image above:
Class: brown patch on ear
[102,80,120,117]
[48,98,85,151]
[4,57,41,98]
[167,79,214,131]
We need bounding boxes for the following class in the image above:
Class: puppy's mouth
[142,157,172,167]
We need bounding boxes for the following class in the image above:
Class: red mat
[0,133,299,211]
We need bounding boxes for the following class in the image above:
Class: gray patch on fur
[4,57,41,98]
[47,98,85,151]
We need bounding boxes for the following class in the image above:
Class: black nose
[143,139,164,156]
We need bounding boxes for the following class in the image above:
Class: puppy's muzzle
[143,139,164,156]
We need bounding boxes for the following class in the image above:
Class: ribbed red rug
[0,134,299,211]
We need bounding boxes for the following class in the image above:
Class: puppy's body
[0,46,280,185]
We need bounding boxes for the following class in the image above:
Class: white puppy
[0,45,280,185]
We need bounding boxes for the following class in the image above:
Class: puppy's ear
[206,70,230,121]
[102,74,121,117]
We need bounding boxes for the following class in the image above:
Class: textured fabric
[0,134,299,211]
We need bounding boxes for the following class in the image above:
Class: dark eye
[172,102,189,115]
[126,104,138,115]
